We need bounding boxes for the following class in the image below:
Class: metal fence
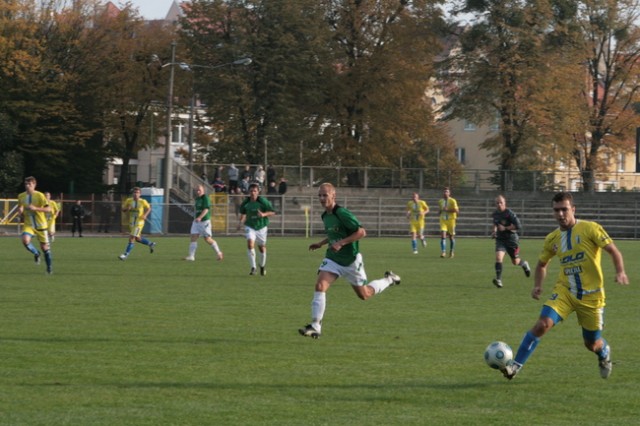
[190,164,640,193]
[3,192,639,239]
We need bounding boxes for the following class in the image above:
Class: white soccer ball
[484,341,513,370]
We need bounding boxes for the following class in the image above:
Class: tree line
[1,0,639,195]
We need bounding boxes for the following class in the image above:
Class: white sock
[247,249,256,268]
[367,276,392,295]
[210,241,221,255]
[189,242,197,258]
[311,291,326,331]
[259,250,267,267]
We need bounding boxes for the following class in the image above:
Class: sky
[124,0,176,20]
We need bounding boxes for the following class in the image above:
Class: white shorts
[244,226,268,246]
[318,253,368,286]
[190,220,212,237]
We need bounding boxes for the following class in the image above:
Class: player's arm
[236,213,246,230]
[28,203,51,213]
[329,227,366,252]
[309,238,329,251]
[121,201,130,212]
[258,210,275,218]
[141,204,151,221]
[532,259,549,300]
[603,242,629,285]
[196,208,209,222]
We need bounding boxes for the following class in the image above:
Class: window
[618,153,626,172]
[455,148,466,165]
[463,120,476,131]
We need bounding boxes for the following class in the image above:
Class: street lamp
[161,43,251,233]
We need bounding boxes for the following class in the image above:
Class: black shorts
[495,236,520,260]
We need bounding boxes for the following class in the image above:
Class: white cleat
[385,271,401,286]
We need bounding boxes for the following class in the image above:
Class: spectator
[239,175,250,194]
[214,165,224,181]
[228,163,239,192]
[254,165,266,189]
[70,199,85,237]
[267,164,277,184]
[267,180,279,211]
[278,177,288,197]
[212,177,227,193]
[240,164,252,181]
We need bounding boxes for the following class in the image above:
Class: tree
[569,0,640,192]
[443,0,562,191]
[78,6,178,194]
[181,0,447,182]
[181,0,333,167]
[315,0,446,185]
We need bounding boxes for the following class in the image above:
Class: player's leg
[21,231,41,263]
[409,223,418,253]
[256,228,268,275]
[510,244,531,277]
[186,232,199,260]
[119,226,137,260]
[299,268,338,338]
[448,224,456,257]
[504,298,566,379]
[37,230,52,274]
[439,223,447,257]
[245,228,257,274]
[493,244,506,288]
[577,302,611,378]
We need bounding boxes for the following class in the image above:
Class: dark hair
[248,183,260,191]
[552,191,573,205]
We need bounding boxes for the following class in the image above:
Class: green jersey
[240,196,274,230]
[322,205,361,266]
[195,194,211,221]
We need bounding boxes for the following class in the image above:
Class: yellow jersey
[18,191,49,230]
[438,197,458,221]
[406,200,428,222]
[540,220,612,300]
[46,200,60,225]
[123,197,150,227]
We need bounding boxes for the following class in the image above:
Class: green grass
[1,235,639,425]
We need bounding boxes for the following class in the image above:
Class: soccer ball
[484,341,513,370]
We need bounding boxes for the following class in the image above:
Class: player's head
[443,187,450,198]
[248,183,260,200]
[24,176,37,191]
[196,184,205,196]
[412,192,419,201]
[495,195,506,211]
[132,187,141,198]
[552,192,576,230]
[318,183,336,209]
[44,191,51,200]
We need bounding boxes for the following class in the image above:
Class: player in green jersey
[237,183,275,275]
[184,184,224,261]
[298,183,401,339]
[501,192,629,380]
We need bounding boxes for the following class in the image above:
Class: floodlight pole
[163,40,176,234]
[161,52,251,234]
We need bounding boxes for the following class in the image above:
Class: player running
[118,187,156,261]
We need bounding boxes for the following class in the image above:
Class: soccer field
[1,235,638,425]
